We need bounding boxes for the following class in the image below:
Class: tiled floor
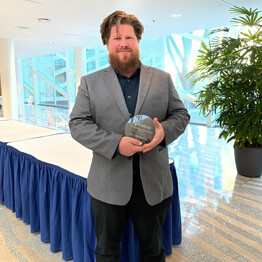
[167,125,262,261]
[0,105,262,261]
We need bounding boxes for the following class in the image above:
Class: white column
[74,47,85,94]
[0,38,18,119]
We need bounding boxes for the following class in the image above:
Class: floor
[167,125,262,262]
[0,105,262,261]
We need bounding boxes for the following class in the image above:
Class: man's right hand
[118,136,146,157]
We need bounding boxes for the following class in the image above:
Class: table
[9,133,93,178]
[0,120,63,143]
[0,126,181,261]
[0,120,64,203]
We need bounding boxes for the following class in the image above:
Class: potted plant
[187,6,262,177]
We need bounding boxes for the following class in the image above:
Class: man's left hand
[143,118,165,153]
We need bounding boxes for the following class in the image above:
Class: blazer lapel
[104,66,130,121]
[135,64,152,115]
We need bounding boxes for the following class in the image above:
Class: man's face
[107,24,140,67]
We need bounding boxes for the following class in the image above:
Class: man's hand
[143,118,165,153]
[118,136,146,157]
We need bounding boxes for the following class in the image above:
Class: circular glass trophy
[125,114,155,144]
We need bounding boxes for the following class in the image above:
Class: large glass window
[36,75,55,106]
[19,25,243,126]
[21,50,75,109]
[84,47,109,74]
[164,30,211,125]
[21,59,33,100]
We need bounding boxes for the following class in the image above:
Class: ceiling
[1,0,262,58]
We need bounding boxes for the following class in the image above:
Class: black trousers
[90,168,172,262]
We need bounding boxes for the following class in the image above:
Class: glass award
[125,114,155,144]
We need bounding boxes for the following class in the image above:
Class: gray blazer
[69,64,190,206]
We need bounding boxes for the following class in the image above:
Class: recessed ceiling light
[38,18,51,23]
[15,26,30,30]
[171,14,182,18]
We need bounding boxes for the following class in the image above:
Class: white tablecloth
[1,124,180,261]
[0,120,62,142]
[8,133,92,178]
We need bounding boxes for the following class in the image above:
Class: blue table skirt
[0,143,181,262]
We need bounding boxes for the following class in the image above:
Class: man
[69,10,190,262]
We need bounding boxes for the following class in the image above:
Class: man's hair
[100,10,144,45]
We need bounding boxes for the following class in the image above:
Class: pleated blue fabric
[0,143,181,261]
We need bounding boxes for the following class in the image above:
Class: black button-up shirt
[114,66,141,168]
[116,66,141,117]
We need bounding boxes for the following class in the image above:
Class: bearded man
[69,10,190,262]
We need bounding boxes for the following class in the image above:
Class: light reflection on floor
[168,125,262,261]
[168,125,236,223]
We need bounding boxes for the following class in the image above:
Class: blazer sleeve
[69,76,122,160]
[161,74,190,145]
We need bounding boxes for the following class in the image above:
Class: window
[21,50,75,109]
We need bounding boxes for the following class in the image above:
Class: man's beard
[109,48,140,76]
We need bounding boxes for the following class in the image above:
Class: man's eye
[114,37,120,40]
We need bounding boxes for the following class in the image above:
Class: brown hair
[100,10,144,45]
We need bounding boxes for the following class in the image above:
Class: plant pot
[234,146,262,178]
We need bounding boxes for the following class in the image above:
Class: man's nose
[120,39,127,47]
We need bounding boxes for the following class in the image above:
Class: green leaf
[187,6,262,146]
